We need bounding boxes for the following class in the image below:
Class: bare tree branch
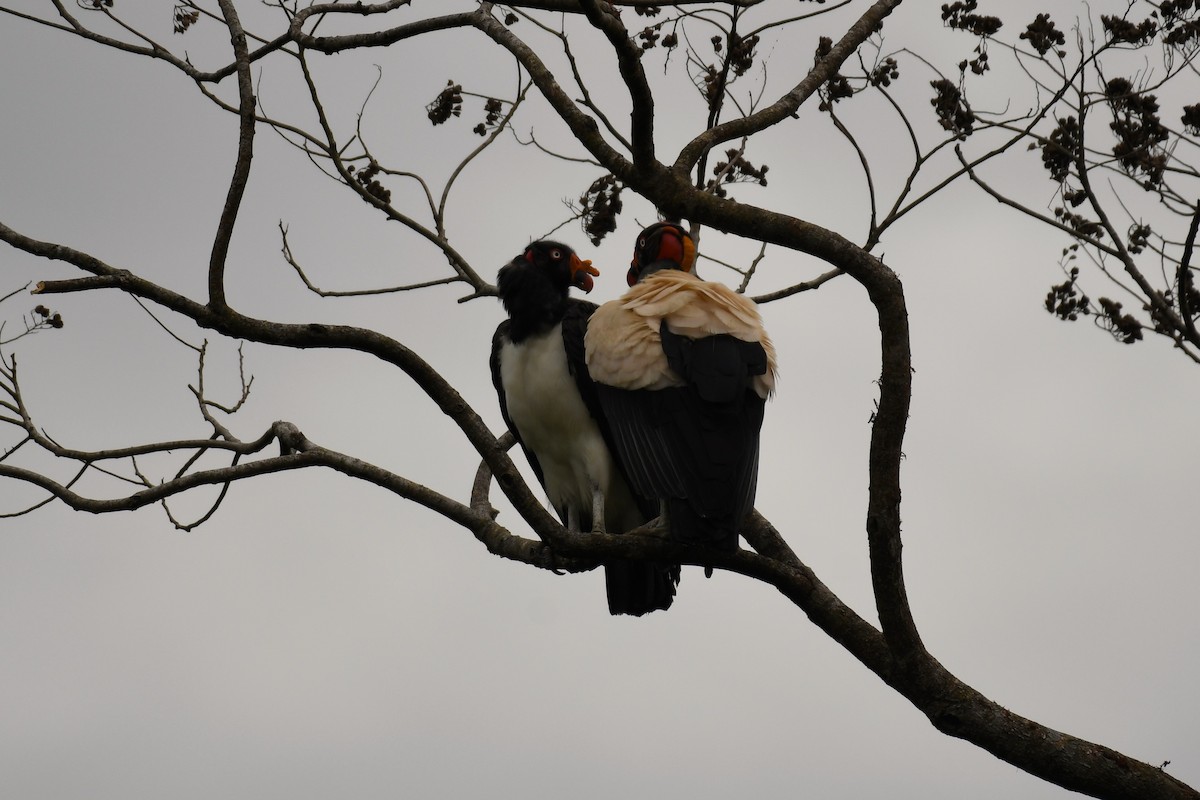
[674,0,904,173]
[574,0,656,167]
[750,268,843,304]
[207,0,257,311]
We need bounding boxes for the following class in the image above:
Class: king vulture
[490,240,680,616]
[585,223,777,553]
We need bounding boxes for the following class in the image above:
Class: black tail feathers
[604,560,681,616]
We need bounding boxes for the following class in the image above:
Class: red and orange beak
[570,253,600,293]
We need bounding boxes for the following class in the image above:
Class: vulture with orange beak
[585,223,777,554]
[490,240,680,615]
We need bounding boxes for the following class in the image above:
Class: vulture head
[627,222,696,286]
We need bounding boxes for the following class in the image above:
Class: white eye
[638,237,647,248]
[550,248,563,260]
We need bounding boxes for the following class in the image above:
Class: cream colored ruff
[585,270,777,399]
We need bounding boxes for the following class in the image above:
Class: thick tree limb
[1178,203,1200,341]
[574,0,655,167]
[289,10,478,54]
[209,0,256,310]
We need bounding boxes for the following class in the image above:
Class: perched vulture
[585,222,777,553]
[490,240,680,616]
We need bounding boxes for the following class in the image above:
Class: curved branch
[287,51,490,298]
[957,149,1121,258]
[1073,98,1195,344]
[208,0,256,310]
[574,0,655,166]
[750,268,843,304]
[12,2,294,84]
[472,9,635,182]
[674,0,903,173]
[438,79,534,230]
[516,10,632,152]
[289,9,478,54]
[469,431,603,573]
[1178,203,1200,341]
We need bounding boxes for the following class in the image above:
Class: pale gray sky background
[1,1,1197,798]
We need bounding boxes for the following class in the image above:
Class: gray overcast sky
[1,1,1197,798]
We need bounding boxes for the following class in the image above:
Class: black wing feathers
[598,328,768,552]
[660,322,767,404]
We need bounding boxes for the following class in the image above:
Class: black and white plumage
[585,223,777,553]
[490,240,680,616]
